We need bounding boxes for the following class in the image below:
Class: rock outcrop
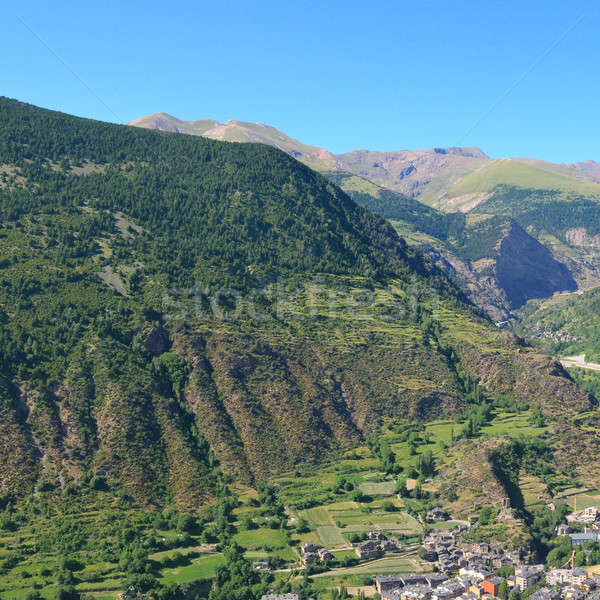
[495,221,577,308]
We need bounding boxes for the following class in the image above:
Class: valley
[0,405,593,600]
[0,97,600,600]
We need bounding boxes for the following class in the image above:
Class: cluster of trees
[415,450,435,477]
[457,403,493,439]
[367,436,401,475]
[0,475,305,599]
[396,478,428,500]
[332,477,355,494]
[528,407,546,428]
[546,536,590,568]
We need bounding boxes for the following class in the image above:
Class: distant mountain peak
[129,113,219,135]
[568,159,600,183]
[433,146,489,159]
[129,113,341,170]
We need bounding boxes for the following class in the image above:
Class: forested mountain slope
[130,112,600,321]
[0,98,592,507]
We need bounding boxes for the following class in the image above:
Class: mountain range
[129,113,600,204]
[0,97,593,509]
[130,113,600,323]
[3,97,600,600]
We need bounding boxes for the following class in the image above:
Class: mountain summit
[129,112,340,170]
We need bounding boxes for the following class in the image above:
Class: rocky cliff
[495,220,577,308]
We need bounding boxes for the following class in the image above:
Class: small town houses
[570,529,600,546]
[261,595,302,600]
[427,507,451,522]
[300,542,334,565]
[253,560,272,572]
[299,529,398,569]
[355,530,399,559]
[546,568,589,587]
[290,505,600,600]
[515,566,544,591]
[372,567,600,600]
[356,539,383,560]
[421,526,524,576]
[268,504,600,600]
[567,507,600,525]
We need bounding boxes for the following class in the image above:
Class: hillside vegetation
[0,97,594,510]
[516,286,600,361]
[0,98,599,600]
[445,159,600,202]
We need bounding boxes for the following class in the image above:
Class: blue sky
[2,0,598,162]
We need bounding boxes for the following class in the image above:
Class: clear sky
[2,0,598,162]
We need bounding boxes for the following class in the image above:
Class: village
[256,501,600,600]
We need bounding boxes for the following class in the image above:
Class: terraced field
[0,405,590,598]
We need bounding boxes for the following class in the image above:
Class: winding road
[560,354,600,371]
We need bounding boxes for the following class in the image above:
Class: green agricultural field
[233,527,289,548]
[301,506,334,527]
[149,545,206,561]
[480,412,547,437]
[158,554,226,584]
[317,525,348,547]
[311,554,427,578]
[359,481,397,495]
[340,512,421,535]
[366,497,403,510]
[564,493,600,510]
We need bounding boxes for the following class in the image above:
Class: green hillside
[2,97,600,599]
[446,158,600,200]
[324,171,466,242]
